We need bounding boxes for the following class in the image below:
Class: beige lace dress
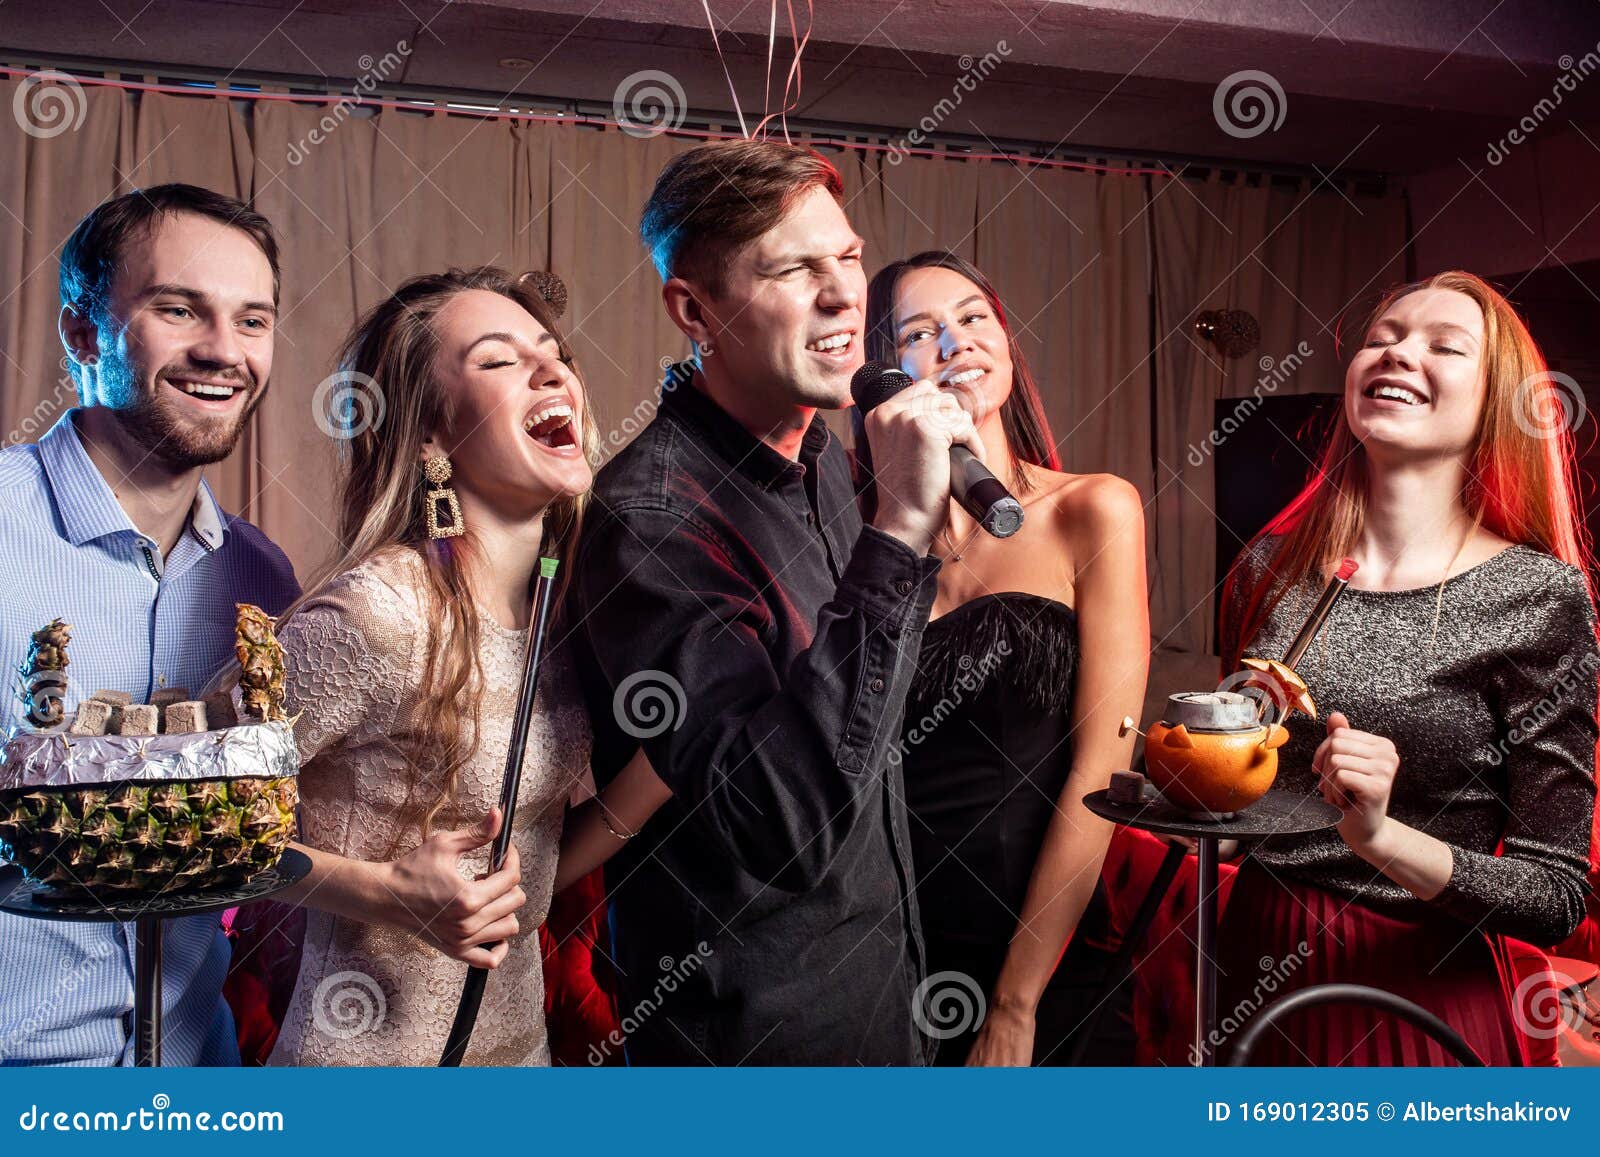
[265,549,591,1066]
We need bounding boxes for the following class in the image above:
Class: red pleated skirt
[1214,863,1528,1066]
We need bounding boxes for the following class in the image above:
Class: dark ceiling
[4,0,1600,175]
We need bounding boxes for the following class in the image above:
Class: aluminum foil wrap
[0,720,299,790]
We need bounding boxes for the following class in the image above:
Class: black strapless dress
[902,592,1132,1065]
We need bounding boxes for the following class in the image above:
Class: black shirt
[570,363,939,1065]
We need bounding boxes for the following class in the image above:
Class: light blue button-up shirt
[0,410,299,1065]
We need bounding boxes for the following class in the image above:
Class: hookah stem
[440,556,560,1067]
[488,559,561,871]
[1256,558,1358,725]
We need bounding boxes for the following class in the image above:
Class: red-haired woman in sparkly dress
[1216,272,1598,1065]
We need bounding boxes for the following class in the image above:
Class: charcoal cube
[203,691,238,728]
[118,704,159,736]
[69,699,114,736]
[90,689,133,706]
[163,700,208,734]
[1107,770,1148,805]
[150,687,191,711]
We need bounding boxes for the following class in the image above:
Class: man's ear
[662,278,714,348]
[58,303,100,368]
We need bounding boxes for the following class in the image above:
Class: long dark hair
[855,251,1059,516]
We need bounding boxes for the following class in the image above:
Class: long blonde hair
[1225,270,1594,667]
[284,267,598,841]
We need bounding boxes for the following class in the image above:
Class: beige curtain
[1149,174,1408,654]
[0,83,1405,640]
[545,124,701,452]
[972,162,1153,497]
[247,101,534,571]
[0,78,131,454]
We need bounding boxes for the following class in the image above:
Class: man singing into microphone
[572,140,981,1064]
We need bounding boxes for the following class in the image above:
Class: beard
[100,357,264,470]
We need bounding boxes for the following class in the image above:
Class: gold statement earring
[423,455,465,539]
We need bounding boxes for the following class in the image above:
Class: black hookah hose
[439,557,559,1067]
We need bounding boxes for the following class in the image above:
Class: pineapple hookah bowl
[0,713,311,1066]
[0,607,309,1066]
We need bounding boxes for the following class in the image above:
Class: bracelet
[599,804,635,842]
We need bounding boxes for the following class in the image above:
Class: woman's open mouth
[523,402,580,456]
[1362,380,1428,407]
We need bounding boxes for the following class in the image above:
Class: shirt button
[870,677,886,693]
[895,579,912,595]
[806,511,816,526]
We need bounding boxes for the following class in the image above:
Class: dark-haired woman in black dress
[859,252,1149,1065]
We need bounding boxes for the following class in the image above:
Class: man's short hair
[59,183,281,321]
[640,139,844,299]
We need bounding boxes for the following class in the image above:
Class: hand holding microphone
[853,361,1024,556]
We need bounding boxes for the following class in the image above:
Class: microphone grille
[850,361,910,414]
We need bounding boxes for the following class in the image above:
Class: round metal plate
[1084,787,1341,840]
[0,847,311,923]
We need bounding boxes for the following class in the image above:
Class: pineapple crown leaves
[16,618,73,729]
[25,618,72,663]
[234,603,287,723]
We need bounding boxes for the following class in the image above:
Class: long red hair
[1224,270,1594,668]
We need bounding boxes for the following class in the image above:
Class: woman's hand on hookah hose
[1314,711,1401,851]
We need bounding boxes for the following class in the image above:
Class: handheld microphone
[851,361,1024,539]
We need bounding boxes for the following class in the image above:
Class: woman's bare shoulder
[1030,469,1145,537]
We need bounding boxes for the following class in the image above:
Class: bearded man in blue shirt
[0,184,299,1065]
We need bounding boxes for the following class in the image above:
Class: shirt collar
[660,360,832,490]
[38,409,227,551]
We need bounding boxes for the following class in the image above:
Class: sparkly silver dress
[1224,538,1597,943]
[1214,537,1597,1065]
